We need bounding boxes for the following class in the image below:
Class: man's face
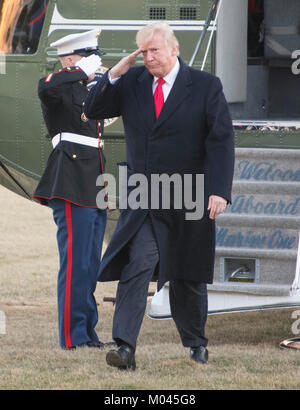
[140,32,178,78]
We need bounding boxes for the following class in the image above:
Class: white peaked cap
[50,28,101,56]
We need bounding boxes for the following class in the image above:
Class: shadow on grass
[139,308,298,348]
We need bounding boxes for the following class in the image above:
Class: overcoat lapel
[135,69,156,130]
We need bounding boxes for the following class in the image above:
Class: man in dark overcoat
[85,22,234,369]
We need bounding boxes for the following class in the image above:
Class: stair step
[208,281,291,296]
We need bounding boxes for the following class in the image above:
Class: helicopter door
[264,0,300,119]
[217,0,300,121]
[216,0,248,103]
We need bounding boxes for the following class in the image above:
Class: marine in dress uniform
[34,29,108,349]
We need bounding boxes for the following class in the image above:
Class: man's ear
[60,55,73,68]
[70,54,83,66]
[66,55,75,67]
[171,45,179,57]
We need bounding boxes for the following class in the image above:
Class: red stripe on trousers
[64,201,73,348]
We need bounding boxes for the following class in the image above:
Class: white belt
[52,132,99,149]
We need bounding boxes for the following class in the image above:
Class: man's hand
[110,49,142,79]
[207,195,227,220]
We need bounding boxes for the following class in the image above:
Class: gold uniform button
[72,154,77,159]
[81,113,88,122]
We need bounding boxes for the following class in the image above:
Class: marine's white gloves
[77,55,102,77]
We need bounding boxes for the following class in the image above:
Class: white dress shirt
[152,58,180,101]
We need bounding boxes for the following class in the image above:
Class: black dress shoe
[82,341,105,349]
[104,341,118,348]
[106,344,136,370]
[79,341,117,349]
[190,346,208,364]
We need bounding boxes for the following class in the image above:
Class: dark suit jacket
[85,58,234,288]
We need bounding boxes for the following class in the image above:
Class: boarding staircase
[148,147,300,317]
[211,147,300,297]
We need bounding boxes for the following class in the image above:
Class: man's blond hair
[136,22,179,55]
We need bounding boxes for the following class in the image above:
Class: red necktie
[154,78,165,118]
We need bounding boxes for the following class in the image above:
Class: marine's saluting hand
[110,49,142,79]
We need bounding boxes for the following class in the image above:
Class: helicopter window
[0,0,49,55]
[149,7,166,20]
[264,0,300,60]
[180,7,197,20]
[248,0,264,58]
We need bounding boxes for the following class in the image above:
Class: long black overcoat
[85,59,234,289]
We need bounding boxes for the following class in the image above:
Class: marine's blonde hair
[136,22,179,55]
